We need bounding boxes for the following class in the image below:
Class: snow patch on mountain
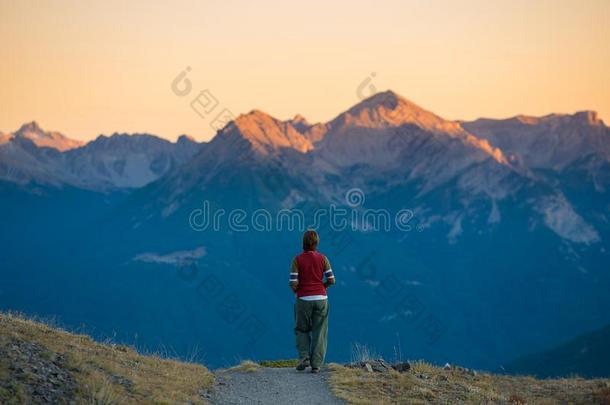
[488,199,501,224]
[281,189,306,208]
[162,201,180,218]
[447,213,464,243]
[379,313,398,322]
[133,246,207,265]
[537,195,599,244]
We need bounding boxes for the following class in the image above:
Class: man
[289,230,335,373]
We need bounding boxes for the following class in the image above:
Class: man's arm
[289,257,299,293]
[323,256,335,288]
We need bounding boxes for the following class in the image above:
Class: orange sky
[1,0,608,141]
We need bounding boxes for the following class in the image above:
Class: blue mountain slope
[1,92,609,371]
[506,323,610,378]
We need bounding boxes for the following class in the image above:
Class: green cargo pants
[294,298,329,369]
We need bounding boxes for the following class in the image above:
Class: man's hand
[290,283,298,293]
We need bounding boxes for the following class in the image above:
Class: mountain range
[1,90,609,375]
[0,121,202,190]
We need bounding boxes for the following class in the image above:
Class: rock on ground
[0,338,77,404]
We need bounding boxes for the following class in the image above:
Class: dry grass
[351,342,381,363]
[0,312,214,404]
[328,363,414,405]
[226,360,261,373]
[328,361,610,405]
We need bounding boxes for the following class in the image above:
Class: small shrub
[350,342,380,363]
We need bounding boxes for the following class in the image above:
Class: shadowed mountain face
[506,323,610,378]
[1,91,609,373]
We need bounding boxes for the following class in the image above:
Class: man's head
[302,229,319,251]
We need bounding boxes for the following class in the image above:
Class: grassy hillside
[3,312,610,404]
[0,313,213,404]
[328,362,610,404]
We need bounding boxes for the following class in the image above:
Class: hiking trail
[207,367,345,404]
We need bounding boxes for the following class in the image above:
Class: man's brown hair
[302,230,319,251]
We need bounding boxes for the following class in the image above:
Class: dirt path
[209,367,345,404]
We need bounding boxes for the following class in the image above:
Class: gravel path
[209,367,345,405]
